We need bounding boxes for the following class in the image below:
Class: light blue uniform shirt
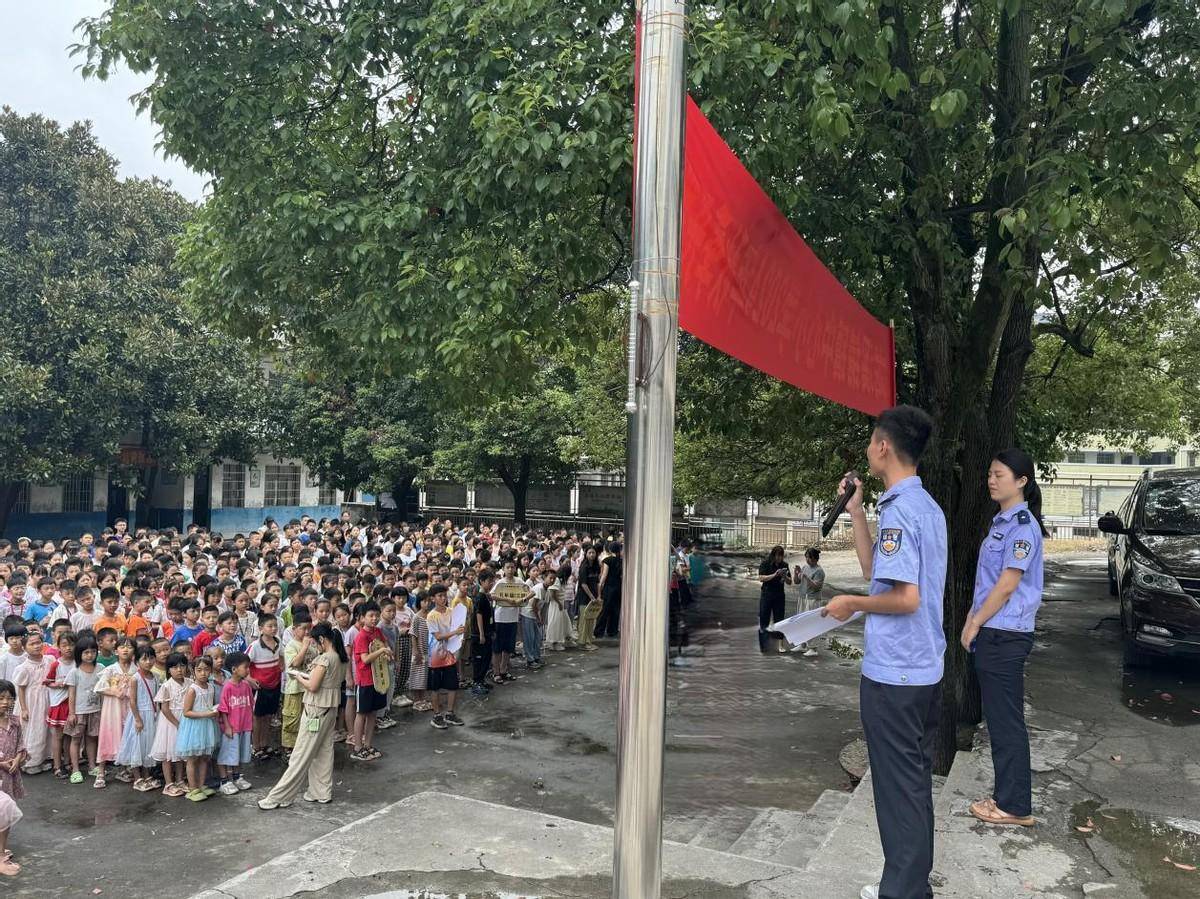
[862,476,947,687]
[971,502,1043,633]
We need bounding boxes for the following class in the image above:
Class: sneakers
[219,781,241,796]
[444,713,465,727]
[234,776,252,791]
[430,715,449,730]
[376,716,396,730]
[302,792,331,804]
[257,797,293,810]
[803,648,819,657]
[392,696,414,709]
[469,684,489,698]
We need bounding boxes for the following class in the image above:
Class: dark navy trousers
[860,676,941,899]
[974,627,1035,817]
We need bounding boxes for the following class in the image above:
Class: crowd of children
[0,513,639,877]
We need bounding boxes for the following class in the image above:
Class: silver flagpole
[613,2,686,898]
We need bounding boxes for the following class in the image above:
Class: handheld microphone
[820,471,860,538]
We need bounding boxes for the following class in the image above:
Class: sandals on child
[93,775,107,789]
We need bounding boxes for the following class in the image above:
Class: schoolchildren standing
[152,652,190,797]
[65,637,101,785]
[176,656,219,802]
[0,679,26,876]
[115,646,160,791]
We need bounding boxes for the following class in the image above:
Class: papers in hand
[769,608,862,646]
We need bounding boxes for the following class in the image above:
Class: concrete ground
[6,567,861,898]
[6,551,1199,898]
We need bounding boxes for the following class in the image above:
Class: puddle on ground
[1072,801,1200,898]
[45,798,163,829]
[561,734,608,755]
[1120,657,1200,726]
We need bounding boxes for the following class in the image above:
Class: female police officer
[960,447,1046,828]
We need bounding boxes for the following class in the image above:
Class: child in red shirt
[350,602,391,762]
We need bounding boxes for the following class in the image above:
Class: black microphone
[821,471,860,538]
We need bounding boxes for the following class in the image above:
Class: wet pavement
[1025,555,1200,897]
[6,570,859,898]
[6,552,1199,898]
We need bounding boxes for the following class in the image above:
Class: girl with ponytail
[960,447,1046,828]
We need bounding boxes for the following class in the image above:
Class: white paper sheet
[769,608,862,645]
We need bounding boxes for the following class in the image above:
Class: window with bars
[1095,452,1116,465]
[62,474,94,513]
[11,483,30,516]
[318,479,338,505]
[222,463,246,508]
[263,464,300,506]
[1065,451,1086,464]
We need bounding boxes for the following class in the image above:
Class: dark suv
[1099,468,1200,663]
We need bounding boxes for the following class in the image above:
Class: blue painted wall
[3,512,108,540]
[209,505,342,535]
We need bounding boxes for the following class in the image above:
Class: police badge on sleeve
[1013,539,1032,560]
[879,528,903,556]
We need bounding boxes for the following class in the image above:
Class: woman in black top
[758,545,791,652]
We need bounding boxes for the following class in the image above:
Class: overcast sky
[2,1,208,200]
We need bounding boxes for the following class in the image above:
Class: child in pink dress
[0,679,26,876]
[93,639,136,789]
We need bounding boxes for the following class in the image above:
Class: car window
[1142,478,1200,535]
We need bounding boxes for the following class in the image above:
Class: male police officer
[823,405,947,899]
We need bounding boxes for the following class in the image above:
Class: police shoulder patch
[1013,539,1032,560]
[879,528,903,557]
[1016,510,1031,525]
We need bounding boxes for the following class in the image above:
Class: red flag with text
[679,97,895,416]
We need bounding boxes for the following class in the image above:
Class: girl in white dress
[542,571,571,651]
[151,652,191,797]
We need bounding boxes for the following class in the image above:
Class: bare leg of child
[0,825,17,875]
[50,728,64,774]
[69,732,82,775]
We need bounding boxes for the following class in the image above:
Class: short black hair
[874,405,934,465]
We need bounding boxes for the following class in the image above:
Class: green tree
[433,365,582,522]
[82,2,1200,771]
[0,110,264,536]
[273,360,435,506]
[77,1,631,390]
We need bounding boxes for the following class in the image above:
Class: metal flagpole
[613,2,686,898]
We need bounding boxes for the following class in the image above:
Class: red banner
[680,97,896,416]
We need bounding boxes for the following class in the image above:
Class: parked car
[1098,468,1200,664]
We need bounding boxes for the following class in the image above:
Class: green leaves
[929,89,968,128]
[0,111,264,505]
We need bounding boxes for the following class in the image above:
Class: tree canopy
[0,109,265,536]
[80,0,1200,768]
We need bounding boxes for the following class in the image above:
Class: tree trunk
[496,455,532,526]
[0,482,19,539]
[138,466,161,530]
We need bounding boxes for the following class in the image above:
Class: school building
[1041,440,1198,535]
[4,452,347,540]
